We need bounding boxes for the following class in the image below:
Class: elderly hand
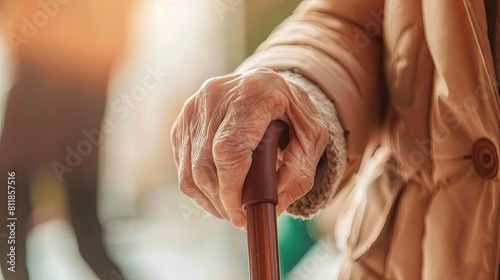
[171,68,328,229]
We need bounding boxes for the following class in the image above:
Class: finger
[170,115,183,168]
[179,154,223,219]
[173,73,245,221]
[171,93,197,166]
[212,101,275,228]
[213,145,253,228]
[212,71,289,228]
[274,83,328,216]
[275,140,315,216]
[190,82,234,220]
[176,122,222,219]
[191,157,229,219]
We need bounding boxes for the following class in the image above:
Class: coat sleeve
[236,0,385,217]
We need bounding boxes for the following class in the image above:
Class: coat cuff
[278,71,347,219]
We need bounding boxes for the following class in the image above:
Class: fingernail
[237,226,247,232]
[227,210,245,228]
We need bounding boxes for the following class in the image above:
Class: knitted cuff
[278,71,347,219]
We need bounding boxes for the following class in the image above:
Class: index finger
[212,105,274,228]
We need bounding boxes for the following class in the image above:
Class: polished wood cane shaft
[242,120,288,280]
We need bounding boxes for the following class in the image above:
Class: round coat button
[472,138,498,179]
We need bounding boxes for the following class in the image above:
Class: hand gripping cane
[242,120,289,280]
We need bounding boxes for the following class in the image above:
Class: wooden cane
[242,120,289,280]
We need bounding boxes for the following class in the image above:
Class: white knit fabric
[278,71,347,219]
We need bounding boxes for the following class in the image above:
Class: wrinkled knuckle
[200,77,223,95]
[181,94,197,115]
[192,160,217,187]
[239,77,261,95]
[230,97,249,114]
[212,137,225,156]
[244,67,275,77]
[212,136,233,161]
[230,100,267,126]
[213,125,247,147]
[242,68,286,91]
[191,157,205,173]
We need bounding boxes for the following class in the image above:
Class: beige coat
[238,0,500,279]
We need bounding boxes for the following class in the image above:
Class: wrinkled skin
[171,68,328,229]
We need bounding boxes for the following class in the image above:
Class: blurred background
[0,0,342,279]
